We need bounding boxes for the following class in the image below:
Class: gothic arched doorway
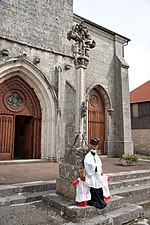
[0,76,41,160]
[88,88,105,154]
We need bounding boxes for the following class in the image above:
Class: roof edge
[73,13,131,42]
[131,100,150,104]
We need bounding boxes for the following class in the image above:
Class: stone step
[105,204,143,225]
[107,170,150,182]
[111,183,150,204]
[131,219,149,225]
[64,204,143,225]
[109,176,150,190]
[0,189,55,207]
[0,180,56,197]
[139,200,150,210]
[43,193,127,222]
[138,200,150,217]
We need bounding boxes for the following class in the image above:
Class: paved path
[0,157,149,185]
[101,157,150,173]
[0,161,59,185]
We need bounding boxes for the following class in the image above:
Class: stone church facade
[0,0,133,161]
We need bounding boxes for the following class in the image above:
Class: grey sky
[73,0,150,91]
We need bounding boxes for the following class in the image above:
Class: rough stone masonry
[0,0,133,161]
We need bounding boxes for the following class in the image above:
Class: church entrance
[0,76,41,160]
[88,88,105,155]
[14,116,34,159]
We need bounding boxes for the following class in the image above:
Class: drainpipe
[123,40,129,57]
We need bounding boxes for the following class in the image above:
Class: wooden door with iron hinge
[88,88,105,154]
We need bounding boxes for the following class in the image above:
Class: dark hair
[90,138,99,145]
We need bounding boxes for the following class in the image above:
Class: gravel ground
[0,202,68,225]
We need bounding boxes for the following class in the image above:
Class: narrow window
[132,103,139,117]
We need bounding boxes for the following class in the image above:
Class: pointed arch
[0,58,57,160]
[86,83,113,155]
[86,83,112,110]
[0,75,42,159]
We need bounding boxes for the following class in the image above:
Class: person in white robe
[84,138,110,209]
[72,169,91,207]
[102,174,111,201]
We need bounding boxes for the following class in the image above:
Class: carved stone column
[67,22,96,147]
[56,22,96,199]
[74,56,88,147]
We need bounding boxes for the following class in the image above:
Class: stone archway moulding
[0,58,57,160]
[86,83,112,110]
[86,83,113,155]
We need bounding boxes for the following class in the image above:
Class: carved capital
[74,56,89,69]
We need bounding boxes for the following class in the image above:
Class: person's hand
[72,179,79,186]
[107,177,111,181]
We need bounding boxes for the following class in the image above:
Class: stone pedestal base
[43,192,101,223]
[56,169,79,199]
[56,147,89,199]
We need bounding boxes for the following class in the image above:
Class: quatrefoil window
[6,92,23,107]
[4,90,25,112]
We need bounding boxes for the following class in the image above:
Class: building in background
[130,80,150,155]
[0,0,133,161]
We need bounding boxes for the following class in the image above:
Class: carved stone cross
[67,22,96,68]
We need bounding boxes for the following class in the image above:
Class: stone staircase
[43,169,150,225]
[0,170,150,224]
[0,180,56,206]
[109,170,150,209]
[43,193,143,225]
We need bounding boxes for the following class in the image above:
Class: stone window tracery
[4,90,25,112]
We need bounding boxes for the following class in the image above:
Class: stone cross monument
[67,22,96,147]
[56,22,96,199]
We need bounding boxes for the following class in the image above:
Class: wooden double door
[0,76,41,160]
[0,115,35,160]
[88,88,105,154]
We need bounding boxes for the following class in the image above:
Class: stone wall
[0,0,75,160]
[132,129,150,156]
[0,37,76,160]
[73,15,133,157]
[0,1,132,160]
[0,0,73,54]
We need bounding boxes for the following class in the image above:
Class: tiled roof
[130,80,150,103]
